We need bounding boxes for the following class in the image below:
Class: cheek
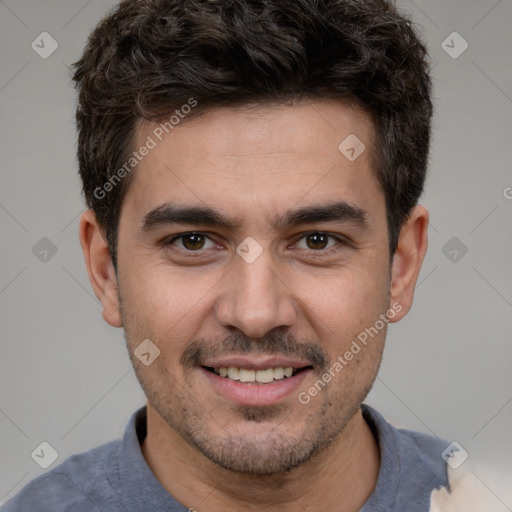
[121,264,220,344]
[298,267,389,332]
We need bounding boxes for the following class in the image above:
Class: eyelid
[166,231,220,250]
[164,230,350,253]
[291,231,350,251]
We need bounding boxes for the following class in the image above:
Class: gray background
[0,0,511,507]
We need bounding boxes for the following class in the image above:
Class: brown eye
[181,233,205,250]
[305,232,329,250]
[294,231,343,254]
[168,232,217,251]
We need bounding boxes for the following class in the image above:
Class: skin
[80,100,428,511]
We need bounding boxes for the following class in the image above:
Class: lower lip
[200,367,312,407]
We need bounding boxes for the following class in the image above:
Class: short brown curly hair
[72,0,432,268]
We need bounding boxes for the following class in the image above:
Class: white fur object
[429,465,511,512]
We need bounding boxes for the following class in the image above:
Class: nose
[214,248,298,339]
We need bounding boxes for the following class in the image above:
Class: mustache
[180,330,329,371]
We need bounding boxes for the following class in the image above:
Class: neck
[141,404,380,512]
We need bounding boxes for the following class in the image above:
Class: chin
[177,407,340,476]
[195,431,320,475]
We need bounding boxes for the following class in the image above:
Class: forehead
[122,100,382,222]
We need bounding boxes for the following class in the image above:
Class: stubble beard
[131,358,376,476]
[120,298,382,476]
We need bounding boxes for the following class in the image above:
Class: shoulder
[393,424,511,511]
[361,405,450,511]
[395,424,449,472]
[363,405,449,479]
[2,439,123,512]
[429,465,512,512]
[362,406,510,512]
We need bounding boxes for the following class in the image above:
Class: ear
[388,205,429,322]
[79,209,123,328]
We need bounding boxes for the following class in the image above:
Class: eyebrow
[275,201,367,229]
[140,201,367,233]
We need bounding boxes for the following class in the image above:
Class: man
[2,0,487,511]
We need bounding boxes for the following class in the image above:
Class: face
[92,101,410,475]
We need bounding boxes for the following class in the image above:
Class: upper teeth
[215,367,294,383]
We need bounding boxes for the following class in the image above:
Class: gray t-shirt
[2,405,450,511]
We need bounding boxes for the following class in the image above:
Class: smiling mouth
[202,366,313,384]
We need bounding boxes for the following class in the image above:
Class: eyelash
[165,231,349,256]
